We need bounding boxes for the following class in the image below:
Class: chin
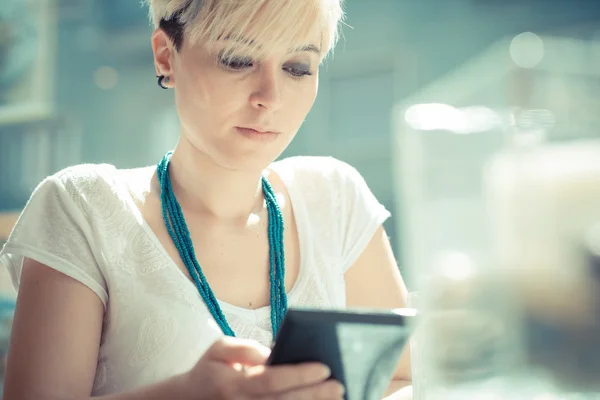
[219,133,294,172]
[218,146,286,172]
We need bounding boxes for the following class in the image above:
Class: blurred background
[1,0,600,282]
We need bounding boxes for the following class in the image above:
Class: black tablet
[266,308,415,400]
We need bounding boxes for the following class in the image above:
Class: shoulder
[270,156,362,188]
[42,163,118,192]
[271,157,389,272]
[270,156,374,206]
[270,155,384,219]
[28,163,122,216]
[271,155,388,219]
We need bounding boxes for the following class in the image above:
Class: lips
[235,126,281,142]
[236,126,279,134]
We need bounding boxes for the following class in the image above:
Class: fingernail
[336,382,346,397]
[319,365,331,379]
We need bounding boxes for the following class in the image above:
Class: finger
[206,337,271,366]
[243,362,331,394]
[265,379,345,400]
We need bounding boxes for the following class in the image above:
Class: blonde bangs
[177,0,344,61]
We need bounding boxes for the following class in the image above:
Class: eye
[219,55,254,71]
[284,65,313,78]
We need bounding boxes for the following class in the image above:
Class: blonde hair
[145,0,345,61]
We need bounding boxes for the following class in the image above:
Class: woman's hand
[179,337,345,399]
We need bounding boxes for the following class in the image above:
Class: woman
[0,0,411,398]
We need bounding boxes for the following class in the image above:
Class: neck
[163,138,265,222]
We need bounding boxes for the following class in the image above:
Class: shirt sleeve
[0,175,108,306]
[333,159,391,273]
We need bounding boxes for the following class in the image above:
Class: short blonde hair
[145,0,345,61]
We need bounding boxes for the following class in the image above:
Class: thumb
[206,337,271,367]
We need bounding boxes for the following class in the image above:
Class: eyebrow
[221,35,321,55]
[290,44,321,55]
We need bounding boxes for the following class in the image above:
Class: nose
[249,66,283,111]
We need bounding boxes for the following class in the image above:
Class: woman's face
[153,28,322,171]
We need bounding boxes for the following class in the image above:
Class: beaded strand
[157,151,287,339]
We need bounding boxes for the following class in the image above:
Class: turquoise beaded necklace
[157,151,288,339]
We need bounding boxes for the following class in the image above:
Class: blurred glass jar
[394,103,600,398]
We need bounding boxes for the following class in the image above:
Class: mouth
[235,126,282,142]
[235,126,280,135]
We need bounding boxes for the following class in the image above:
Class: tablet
[266,308,415,400]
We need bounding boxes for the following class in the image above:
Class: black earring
[157,75,170,89]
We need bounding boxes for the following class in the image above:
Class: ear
[151,29,176,86]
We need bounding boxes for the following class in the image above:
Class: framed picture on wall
[0,0,57,126]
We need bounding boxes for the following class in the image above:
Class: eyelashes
[284,66,313,78]
[219,55,253,71]
[217,54,313,79]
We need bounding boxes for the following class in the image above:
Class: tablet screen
[267,308,414,400]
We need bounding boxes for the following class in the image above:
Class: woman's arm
[4,259,341,400]
[382,380,413,399]
[3,258,190,400]
[344,226,413,399]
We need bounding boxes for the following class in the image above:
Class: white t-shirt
[0,156,390,395]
